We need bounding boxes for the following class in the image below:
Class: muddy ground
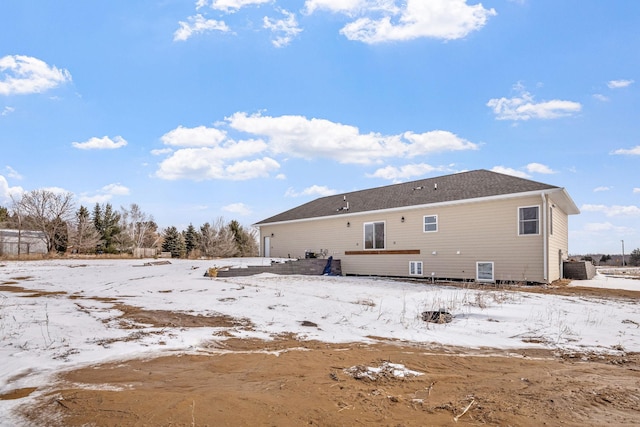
[9,283,640,426]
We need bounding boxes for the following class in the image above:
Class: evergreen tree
[630,249,640,267]
[162,226,185,258]
[183,223,199,257]
[92,203,122,253]
[600,254,611,264]
[228,220,258,257]
[0,205,8,224]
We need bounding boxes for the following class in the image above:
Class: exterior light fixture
[270,233,274,237]
[401,216,405,222]
[432,251,437,255]
[347,222,350,227]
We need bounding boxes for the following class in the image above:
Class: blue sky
[0,0,638,255]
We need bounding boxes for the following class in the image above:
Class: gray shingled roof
[255,169,564,225]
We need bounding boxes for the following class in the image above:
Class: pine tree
[92,203,122,253]
[630,249,640,267]
[228,220,258,257]
[183,223,199,257]
[0,206,8,224]
[162,226,185,258]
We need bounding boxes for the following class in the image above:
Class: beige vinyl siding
[260,194,549,282]
[547,200,569,282]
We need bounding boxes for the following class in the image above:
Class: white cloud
[275,173,286,180]
[0,175,24,204]
[226,112,478,165]
[0,55,72,96]
[487,85,581,121]
[161,125,227,147]
[79,194,113,205]
[403,131,479,156]
[151,148,173,156]
[1,106,14,115]
[581,204,640,217]
[337,0,496,43]
[583,222,633,234]
[4,166,22,180]
[154,112,478,181]
[525,163,555,174]
[78,183,130,204]
[156,146,279,181]
[592,94,609,102]
[263,10,302,48]
[634,188,640,194]
[593,186,611,192]
[304,0,397,15]
[174,14,230,42]
[611,145,640,155]
[607,79,634,89]
[227,112,401,164]
[285,185,338,198]
[72,135,128,150]
[490,166,530,179]
[101,183,130,196]
[366,163,447,182]
[210,0,271,12]
[41,186,70,195]
[222,202,252,216]
[156,123,274,180]
[224,157,281,180]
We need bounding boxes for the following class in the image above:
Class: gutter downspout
[541,193,548,283]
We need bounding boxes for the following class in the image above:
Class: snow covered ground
[571,267,640,291]
[1,258,639,424]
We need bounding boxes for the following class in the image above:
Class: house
[0,229,48,256]
[254,170,580,284]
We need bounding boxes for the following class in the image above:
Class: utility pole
[621,240,625,266]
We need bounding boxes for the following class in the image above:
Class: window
[476,262,494,282]
[409,261,423,276]
[423,215,438,232]
[364,221,385,249]
[518,206,539,235]
[549,206,554,235]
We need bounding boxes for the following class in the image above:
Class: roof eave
[254,188,566,227]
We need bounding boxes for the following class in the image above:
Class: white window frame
[409,261,423,276]
[363,221,386,250]
[476,261,494,282]
[518,205,540,236]
[423,214,438,233]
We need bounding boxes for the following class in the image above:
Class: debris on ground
[344,361,424,381]
[421,310,453,323]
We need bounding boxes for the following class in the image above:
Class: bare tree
[68,205,102,253]
[120,203,157,251]
[12,189,75,253]
[199,217,237,257]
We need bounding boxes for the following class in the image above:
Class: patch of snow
[0,258,639,425]
[570,271,640,291]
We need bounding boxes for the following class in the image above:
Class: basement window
[476,262,494,282]
[364,221,385,249]
[409,261,423,276]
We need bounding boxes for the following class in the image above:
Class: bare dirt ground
[11,284,640,426]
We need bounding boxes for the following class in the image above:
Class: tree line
[0,189,258,258]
